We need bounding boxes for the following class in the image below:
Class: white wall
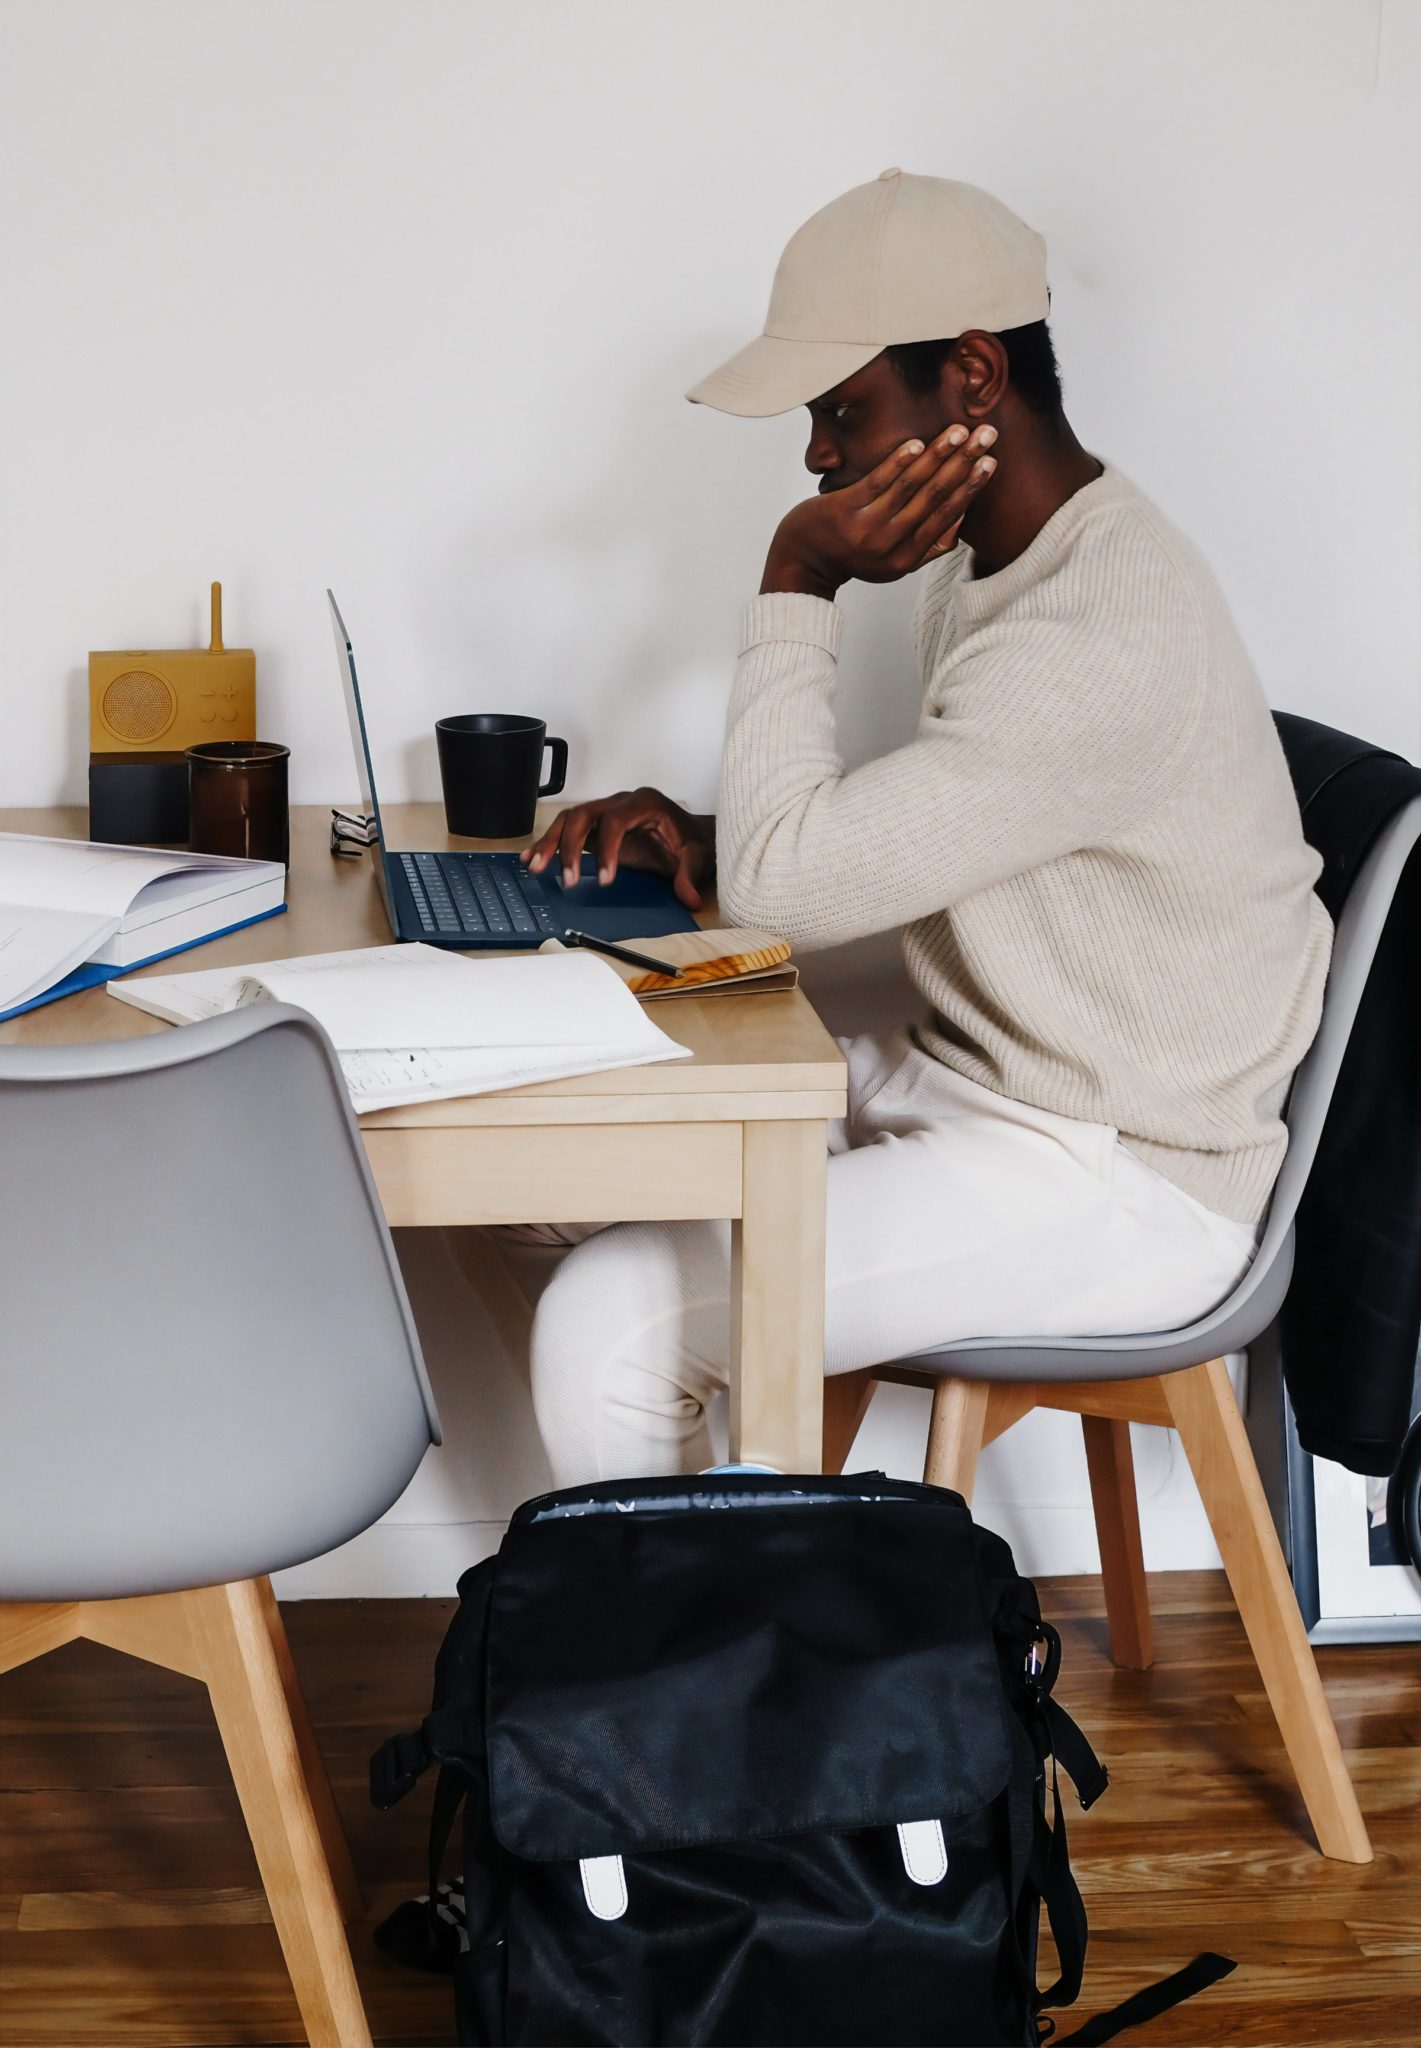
[3,0,1417,1592]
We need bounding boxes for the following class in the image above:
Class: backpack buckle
[1024,1618,1062,1695]
[370,1730,430,1809]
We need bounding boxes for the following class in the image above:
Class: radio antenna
[210,581,224,654]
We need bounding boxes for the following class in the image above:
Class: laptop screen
[327,589,395,927]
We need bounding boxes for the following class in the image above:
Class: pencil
[563,930,686,978]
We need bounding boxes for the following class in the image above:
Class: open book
[108,943,691,1112]
[0,832,286,1019]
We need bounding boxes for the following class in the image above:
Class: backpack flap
[483,1474,1013,1863]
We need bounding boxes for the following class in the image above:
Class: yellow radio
[89,583,255,754]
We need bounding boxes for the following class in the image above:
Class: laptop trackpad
[537,855,699,941]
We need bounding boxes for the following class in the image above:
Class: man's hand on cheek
[761,424,998,602]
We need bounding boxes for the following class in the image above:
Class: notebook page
[109,941,692,1109]
[108,943,446,1025]
[238,948,673,1053]
[340,1039,689,1112]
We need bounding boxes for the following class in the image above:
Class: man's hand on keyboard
[521,789,715,909]
[761,423,998,602]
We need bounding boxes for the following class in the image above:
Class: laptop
[328,590,697,950]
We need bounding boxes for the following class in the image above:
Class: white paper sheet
[338,1041,687,1113]
[109,942,692,1110]
[235,946,672,1053]
[107,944,429,1026]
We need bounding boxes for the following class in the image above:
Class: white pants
[502,1031,1261,1487]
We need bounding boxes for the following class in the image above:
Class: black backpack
[371,1471,1231,2046]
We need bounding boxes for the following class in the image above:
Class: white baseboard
[273,1520,505,1600]
[271,1233,1240,1599]
[272,1507,1224,1600]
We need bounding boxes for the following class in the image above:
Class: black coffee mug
[435,714,568,839]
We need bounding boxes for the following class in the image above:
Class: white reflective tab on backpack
[897,1818,948,1886]
[580,1854,629,1920]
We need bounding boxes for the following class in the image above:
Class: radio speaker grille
[101,669,177,744]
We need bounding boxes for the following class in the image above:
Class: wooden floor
[1,1574,1416,2047]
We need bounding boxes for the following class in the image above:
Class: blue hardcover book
[0,905,288,1023]
[0,831,288,1024]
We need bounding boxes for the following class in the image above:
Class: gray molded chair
[0,1005,441,2046]
[825,794,1421,1867]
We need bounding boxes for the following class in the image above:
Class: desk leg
[730,1120,827,1473]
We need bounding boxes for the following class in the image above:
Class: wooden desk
[0,804,847,1470]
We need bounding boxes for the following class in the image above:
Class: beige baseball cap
[686,169,1048,418]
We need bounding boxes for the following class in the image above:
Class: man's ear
[950,332,1009,418]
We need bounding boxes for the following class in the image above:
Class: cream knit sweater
[717,463,1331,1227]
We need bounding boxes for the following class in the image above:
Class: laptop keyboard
[399,852,554,939]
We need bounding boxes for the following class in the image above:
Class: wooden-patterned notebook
[548,929,796,999]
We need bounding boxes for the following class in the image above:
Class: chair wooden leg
[12,1591,357,1914]
[1163,1358,1372,1864]
[249,1576,363,1922]
[923,1378,995,1500]
[822,1369,878,1476]
[187,1579,372,2046]
[1081,1415,1154,1670]
[76,1591,203,1678]
[0,1602,83,1674]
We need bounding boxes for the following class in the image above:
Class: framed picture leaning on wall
[1247,1324,1421,1645]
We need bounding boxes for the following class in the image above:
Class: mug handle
[540,736,569,797]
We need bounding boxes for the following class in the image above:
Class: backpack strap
[1030,1753,1089,2012]
[371,1559,503,1973]
[428,1761,469,1904]
[1022,1659,1108,2019]
[369,1699,483,1810]
[370,1726,432,1810]
[996,1599,1234,2046]
[370,1556,498,1808]
[369,1749,469,1980]
[1041,1695,1108,1810]
[1051,1952,1237,2044]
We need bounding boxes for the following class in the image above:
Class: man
[510,171,1330,1486]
